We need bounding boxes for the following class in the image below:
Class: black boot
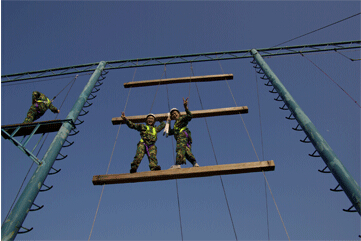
[130,167,137,173]
[152,165,161,171]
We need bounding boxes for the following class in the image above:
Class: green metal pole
[1,61,107,241]
[251,49,361,215]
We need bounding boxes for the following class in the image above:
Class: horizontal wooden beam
[112,106,248,125]
[123,74,233,88]
[92,160,275,185]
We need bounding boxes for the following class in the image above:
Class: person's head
[170,108,180,120]
[146,113,156,126]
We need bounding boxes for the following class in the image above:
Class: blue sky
[1,1,360,240]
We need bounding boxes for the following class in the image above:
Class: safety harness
[140,125,157,156]
[175,126,192,148]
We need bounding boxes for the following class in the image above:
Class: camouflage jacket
[32,91,58,113]
[126,120,165,146]
[169,109,193,144]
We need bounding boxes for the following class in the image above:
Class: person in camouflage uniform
[121,112,166,173]
[168,97,199,169]
[23,91,60,124]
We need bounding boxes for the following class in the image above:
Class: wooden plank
[1,119,67,139]
[124,74,233,88]
[112,106,248,125]
[92,160,275,185]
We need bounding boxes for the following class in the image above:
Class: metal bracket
[274,95,283,101]
[40,184,53,192]
[343,205,357,213]
[87,93,97,100]
[48,167,61,175]
[300,136,311,143]
[279,104,289,110]
[83,101,93,108]
[29,203,44,212]
[261,75,269,80]
[286,113,296,120]
[292,124,303,131]
[91,87,100,93]
[318,166,331,173]
[62,139,74,148]
[18,226,33,234]
[269,88,277,93]
[69,129,79,136]
[74,118,84,126]
[56,153,68,161]
[330,184,343,192]
[309,150,320,157]
[79,109,89,117]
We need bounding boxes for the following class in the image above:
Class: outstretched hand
[183,97,189,110]
[121,112,126,119]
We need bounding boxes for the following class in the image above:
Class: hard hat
[146,113,156,119]
[170,108,180,114]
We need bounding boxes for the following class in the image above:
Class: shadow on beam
[112,106,248,125]
[92,160,275,185]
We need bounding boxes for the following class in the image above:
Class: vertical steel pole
[251,49,361,215]
[1,61,107,241]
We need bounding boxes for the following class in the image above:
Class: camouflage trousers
[131,142,159,171]
[23,104,46,124]
[175,142,197,166]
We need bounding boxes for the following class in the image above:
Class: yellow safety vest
[140,125,157,143]
[37,97,51,108]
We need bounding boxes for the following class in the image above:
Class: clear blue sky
[1,1,360,240]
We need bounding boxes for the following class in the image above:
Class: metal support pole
[251,49,361,215]
[1,61,107,241]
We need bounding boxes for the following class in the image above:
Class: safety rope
[273,12,361,47]
[2,74,78,226]
[190,64,238,241]
[300,52,361,108]
[255,69,270,240]
[88,69,134,241]
[218,60,291,240]
[164,66,184,241]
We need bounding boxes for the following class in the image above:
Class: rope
[149,65,167,113]
[191,64,238,240]
[220,60,291,240]
[164,66,184,241]
[273,12,361,47]
[88,66,135,240]
[335,50,361,62]
[300,52,361,108]
[2,74,78,226]
[255,69,270,240]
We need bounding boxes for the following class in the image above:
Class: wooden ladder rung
[123,74,233,88]
[92,160,275,185]
[112,106,248,125]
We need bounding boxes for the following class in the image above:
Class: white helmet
[146,113,156,119]
[170,108,180,114]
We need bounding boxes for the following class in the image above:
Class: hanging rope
[300,52,361,108]
[2,74,78,226]
[164,66,184,241]
[273,12,361,47]
[88,67,135,240]
[190,64,238,241]
[218,60,291,241]
[255,69,270,240]
[150,65,167,113]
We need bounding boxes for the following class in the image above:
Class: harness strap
[183,130,191,148]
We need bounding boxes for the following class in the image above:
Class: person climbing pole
[168,97,199,169]
[121,112,166,173]
[23,91,60,124]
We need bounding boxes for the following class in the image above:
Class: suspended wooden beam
[123,74,233,88]
[92,160,275,185]
[1,119,73,139]
[112,106,248,125]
